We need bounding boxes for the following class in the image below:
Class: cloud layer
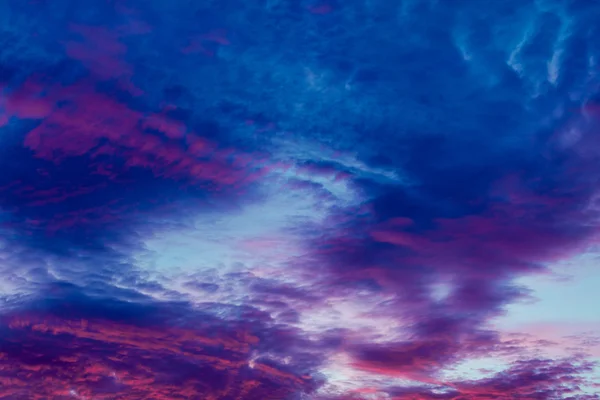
[1,0,600,398]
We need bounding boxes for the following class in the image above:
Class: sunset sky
[1,0,600,398]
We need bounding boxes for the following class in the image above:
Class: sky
[0,0,600,399]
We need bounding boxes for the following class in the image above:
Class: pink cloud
[0,312,314,399]
[21,82,264,187]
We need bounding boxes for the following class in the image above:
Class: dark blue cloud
[1,0,600,398]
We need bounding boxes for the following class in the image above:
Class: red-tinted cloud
[302,129,600,396]
[0,77,271,240]
[0,309,315,399]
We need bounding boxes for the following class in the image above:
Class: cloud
[0,286,319,399]
[1,0,600,399]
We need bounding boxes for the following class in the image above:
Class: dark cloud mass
[1,0,600,398]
